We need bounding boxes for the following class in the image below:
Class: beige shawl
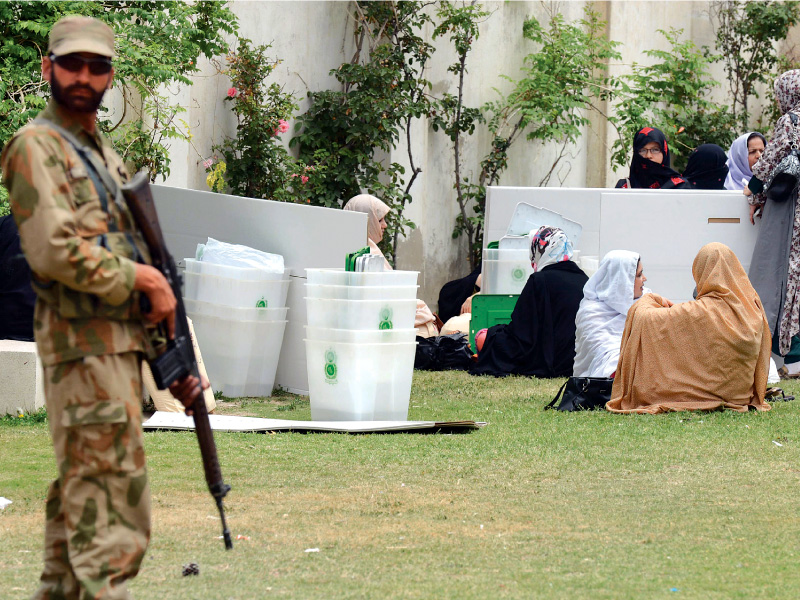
[607,243,771,414]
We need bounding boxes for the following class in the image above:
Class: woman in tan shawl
[607,243,771,414]
[343,194,439,337]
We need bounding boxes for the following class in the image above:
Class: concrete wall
[156,0,791,310]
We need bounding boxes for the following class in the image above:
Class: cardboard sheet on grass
[143,411,485,434]
[150,185,367,395]
[486,187,759,303]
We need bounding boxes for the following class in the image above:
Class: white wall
[156,0,783,310]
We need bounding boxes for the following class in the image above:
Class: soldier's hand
[133,264,177,338]
[169,374,210,415]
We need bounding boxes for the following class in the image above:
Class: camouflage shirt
[1,99,152,366]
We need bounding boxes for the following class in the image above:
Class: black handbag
[544,377,614,411]
[766,112,800,204]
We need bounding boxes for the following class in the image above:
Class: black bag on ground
[414,333,473,371]
[544,377,613,411]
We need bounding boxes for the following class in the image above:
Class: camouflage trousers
[33,352,150,600]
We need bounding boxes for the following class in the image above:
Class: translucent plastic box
[481,257,533,295]
[184,271,290,309]
[305,297,417,330]
[188,312,288,398]
[305,284,418,301]
[184,298,288,322]
[305,339,417,421]
[306,268,418,287]
[305,326,417,344]
[184,258,290,281]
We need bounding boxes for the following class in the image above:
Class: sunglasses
[50,54,113,76]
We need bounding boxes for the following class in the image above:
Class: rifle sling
[34,118,143,260]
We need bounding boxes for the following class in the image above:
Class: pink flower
[301,175,309,184]
[227,87,238,98]
[277,119,289,133]
[202,158,213,169]
[291,173,299,178]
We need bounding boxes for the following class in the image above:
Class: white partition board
[599,192,760,303]
[486,187,738,258]
[486,187,603,255]
[151,185,367,394]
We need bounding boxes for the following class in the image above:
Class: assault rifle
[122,171,233,550]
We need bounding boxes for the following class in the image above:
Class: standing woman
[724,132,766,191]
[746,69,800,368]
[615,127,692,189]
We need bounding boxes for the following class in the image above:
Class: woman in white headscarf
[724,132,766,191]
[343,194,439,337]
[573,250,651,378]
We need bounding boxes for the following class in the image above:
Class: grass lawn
[2,371,800,599]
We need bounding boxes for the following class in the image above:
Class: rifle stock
[122,171,233,550]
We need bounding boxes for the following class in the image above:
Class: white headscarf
[724,132,764,191]
[529,226,573,272]
[573,250,647,377]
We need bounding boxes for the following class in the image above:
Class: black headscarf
[615,127,691,190]
[469,261,588,378]
[682,144,729,190]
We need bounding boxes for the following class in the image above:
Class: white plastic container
[305,284,418,301]
[184,271,290,309]
[306,268,418,287]
[481,258,533,294]
[184,258,290,281]
[305,326,417,344]
[483,248,530,261]
[580,255,600,277]
[305,297,417,330]
[189,313,288,398]
[305,339,416,421]
[184,298,288,322]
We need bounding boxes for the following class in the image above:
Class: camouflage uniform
[2,92,153,600]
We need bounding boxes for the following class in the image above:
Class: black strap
[544,379,568,410]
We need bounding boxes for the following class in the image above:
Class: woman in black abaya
[470,227,588,378]
[615,127,692,189]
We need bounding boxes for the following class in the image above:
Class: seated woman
[682,144,729,190]
[437,265,481,325]
[615,127,692,189]
[573,250,649,378]
[470,226,588,378]
[607,243,771,414]
[724,131,766,191]
[343,194,439,337]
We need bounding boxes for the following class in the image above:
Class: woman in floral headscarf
[471,226,588,377]
[746,70,800,372]
[615,127,692,190]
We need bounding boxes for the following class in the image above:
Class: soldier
[1,15,204,600]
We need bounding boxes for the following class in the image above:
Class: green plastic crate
[469,293,519,352]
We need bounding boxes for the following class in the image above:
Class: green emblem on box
[379,307,393,330]
[324,349,337,383]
